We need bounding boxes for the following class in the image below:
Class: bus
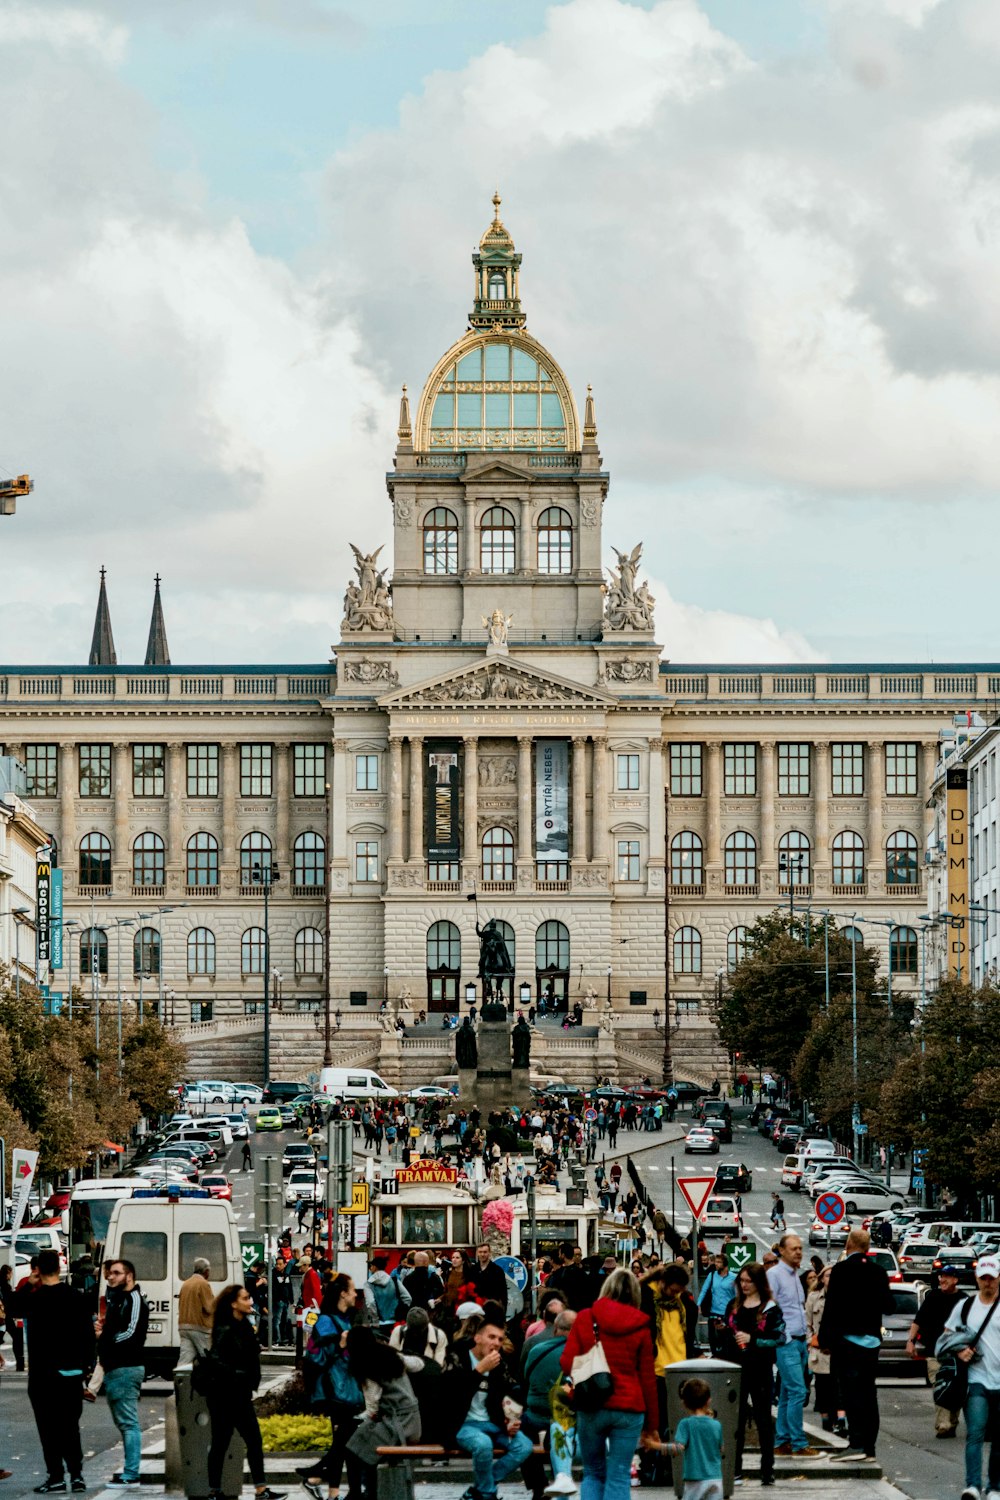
[68,1178,149,1266]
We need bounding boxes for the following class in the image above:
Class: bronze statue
[476,918,514,1002]
[455,1017,478,1069]
[512,1016,531,1069]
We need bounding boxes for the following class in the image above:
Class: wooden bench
[375,1443,545,1500]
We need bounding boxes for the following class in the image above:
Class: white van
[318,1067,398,1101]
[103,1187,243,1374]
[782,1142,839,1189]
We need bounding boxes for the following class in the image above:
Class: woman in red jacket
[560,1268,659,1500]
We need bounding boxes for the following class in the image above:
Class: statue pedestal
[457,1066,478,1100]
[467,1017,523,1111]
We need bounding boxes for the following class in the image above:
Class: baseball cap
[976,1254,1000,1279]
[938,1265,961,1277]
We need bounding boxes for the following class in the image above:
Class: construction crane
[0,474,32,515]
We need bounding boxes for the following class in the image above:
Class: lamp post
[383,966,389,1008]
[10,906,30,1001]
[606,964,612,1008]
[251,861,280,1084]
[112,917,136,1072]
[519,981,531,1014]
[154,905,176,1024]
[778,850,805,920]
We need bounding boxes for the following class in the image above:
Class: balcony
[481,879,516,895]
[426,863,461,894]
[79,884,112,899]
[778,884,813,900]
[833,883,867,897]
[724,884,760,897]
[537,863,570,893]
[292,884,326,899]
[186,884,219,898]
[671,884,705,898]
[132,885,165,899]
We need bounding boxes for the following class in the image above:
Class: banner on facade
[35,849,51,980]
[425,743,460,862]
[50,868,63,970]
[946,766,968,978]
[535,740,569,862]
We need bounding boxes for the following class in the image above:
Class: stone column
[463,496,477,573]
[517,737,533,875]
[221,743,238,893]
[167,742,184,890]
[463,737,478,873]
[388,737,404,863]
[760,740,775,886]
[923,741,939,849]
[592,736,608,862]
[61,743,77,876]
[275,741,290,875]
[572,737,588,865]
[114,742,130,892]
[868,741,884,889]
[330,738,349,888]
[813,742,830,883]
[648,737,665,877]
[518,496,532,573]
[705,740,722,875]
[409,736,424,865]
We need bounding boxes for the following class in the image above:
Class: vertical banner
[425,744,460,862]
[10,1148,40,1239]
[35,848,51,981]
[946,766,969,978]
[50,867,63,970]
[535,740,569,862]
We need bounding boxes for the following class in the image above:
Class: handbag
[933,1295,999,1413]
[570,1315,613,1412]
[304,1316,364,1413]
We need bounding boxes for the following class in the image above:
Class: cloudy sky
[1,0,998,667]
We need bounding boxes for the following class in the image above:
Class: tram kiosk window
[452,1206,470,1243]
[531,1219,580,1257]
[379,1206,396,1243]
[402,1208,446,1244]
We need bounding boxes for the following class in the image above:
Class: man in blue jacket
[699,1253,738,1357]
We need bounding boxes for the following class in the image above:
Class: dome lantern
[470,191,525,332]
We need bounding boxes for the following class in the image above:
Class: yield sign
[677,1176,717,1222]
[815,1191,846,1226]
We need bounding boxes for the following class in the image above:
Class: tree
[795,990,913,1141]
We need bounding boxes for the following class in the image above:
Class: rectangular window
[724,743,757,796]
[616,753,640,791]
[186,743,219,797]
[885,743,917,796]
[79,744,112,797]
[132,743,165,797]
[294,743,326,797]
[831,743,865,796]
[25,744,58,798]
[355,840,379,882]
[617,840,640,881]
[669,744,702,797]
[991,752,997,801]
[777,743,810,797]
[240,743,272,796]
[355,754,379,791]
[401,1208,446,1244]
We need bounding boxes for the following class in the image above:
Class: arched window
[535,920,570,1011]
[79,831,111,888]
[295,928,324,975]
[187,927,216,977]
[832,830,865,887]
[187,832,218,889]
[133,927,160,977]
[886,829,919,886]
[670,831,703,887]
[241,927,266,975]
[481,826,514,882]
[537,507,572,574]
[241,831,272,890]
[293,831,326,889]
[727,925,748,973]
[80,926,108,977]
[480,505,516,574]
[890,925,919,975]
[841,925,864,947]
[673,926,702,975]
[133,831,165,889]
[422,506,459,575]
[487,271,506,300]
[778,830,811,887]
[724,831,758,887]
[426,920,461,1013]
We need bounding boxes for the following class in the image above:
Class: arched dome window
[425,340,571,452]
[487,271,507,300]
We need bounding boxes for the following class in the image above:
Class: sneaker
[985,1489,1000,1500]
[960,1488,982,1500]
[70,1483,87,1494]
[829,1449,867,1464]
[105,1481,137,1490]
[773,1444,793,1456]
[543,1480,578,1496]
[792,1447,819,1457]
[34,1485,66,1495]
[256,1492,288,1500]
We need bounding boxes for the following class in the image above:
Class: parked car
[879,1283,928,1378]
[776,1124,805,1152]
[715,1162,752,1195]
[231,1082,264,1104]
[699,1196,742,1236]
[668,1079,704,1104]
[409,1085,457,1100]
[263,1080,310,1104]
[684,1127,720,1155]
[199,1174,233,1201]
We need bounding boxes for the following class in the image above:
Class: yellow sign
[340,1181,369,1215]
[409,1126,421,1139]
[946,767,969,978]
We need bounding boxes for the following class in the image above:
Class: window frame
[79,744,112,798]
[186,743,219,798]
[832,743,865,797]
[79,831,112,888]
[132,831,165,889]
[132,743,165,798]
[295,928,324,976]
[240,831,273,887]
[422,507,459,575]
[481,825,514,882]
[187,926,216,977]
[670,831,703,887]
[616,753,640,791]
[186,832,219,889]
[616,839,640,882]
[293,831,326,889]
[778,830,812,887]
[886,829,919,887]
[727,925,748,973]
[669,744,702,797]
[293,744,326,798]
[25,744,59,798]
[832,830,866,887]
[479,505,516,575]
[535,920,570,972]
[889,925,919,975]
[133,926,161,978]
[777,742,811,797]
[241,926,266,975]
[536,506,573,574]
[240,743,273,797]
[885,743,918,797]
[724,830,758,887]
[355,754,379,792]
[354,840,379,883]
[724,743,757,796]
[80,926,108,977]
[673,925,702,975]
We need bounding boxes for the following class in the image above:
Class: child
[654,1377,724,1500]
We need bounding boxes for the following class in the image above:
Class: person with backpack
[941,1253,1000,1500]
[96,1259,149,1489]
[362,1255,411,1335]
[299,1275,360,1500]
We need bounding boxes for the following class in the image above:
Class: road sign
[496,1255,528,1293]
[584,1108,598,1123]
[241,1240,264,1275]
[677,1176,717,1222]
[815,1191,846,1227]
[726,1242,755,1275]
[340,1181,369,1215]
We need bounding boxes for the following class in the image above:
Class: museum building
[1,199,997,1081]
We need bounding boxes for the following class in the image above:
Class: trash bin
[172,1367,246,1498]
[663,1357,742,1499]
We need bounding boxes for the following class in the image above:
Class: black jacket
[468,1260,508,1309]
[404,1267,445,1311]
[12,1281,95,1381]
[914,1287,965,1352]
[209,1315,262,1395]
[818,1253,894,1348]
[547,1262,595,1312]
[440,1335,518,1440]
[98,1284,149,1371]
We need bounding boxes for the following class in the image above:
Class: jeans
[455,1419,534,1497]
[103,1365,145,1480]
[774,1339,809,1450]
[831,1341,880,1456]
[577,1407,644,1500]
[964,1382,1000,1493]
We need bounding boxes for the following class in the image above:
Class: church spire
[144,573,171,666]
[470,190,525,332]
[88,566,117,667]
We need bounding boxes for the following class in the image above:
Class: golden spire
[492,189,502,223]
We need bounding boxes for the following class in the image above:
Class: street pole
[13,916,22,1002]
[850,926,859,1162]
[322,781,332,1067]
[527,1176,537,1315]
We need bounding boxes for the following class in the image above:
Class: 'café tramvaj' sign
[396,1164,458,1185]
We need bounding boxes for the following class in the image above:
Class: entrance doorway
[535,920,570,1013]
[426,920,460,1013]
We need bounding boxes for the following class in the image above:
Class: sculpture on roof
[603,543,655,632]
[483,607,513,653]
[342,544,395,633]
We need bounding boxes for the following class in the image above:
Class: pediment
[463,458,529,485]
[380,658,616,709]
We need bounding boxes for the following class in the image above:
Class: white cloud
[652,579,825,665]
[0,5,127,62]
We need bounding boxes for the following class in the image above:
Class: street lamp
[112,917,136,1071]
[519,981,531,1012]
[250,861,280,1083]
[778,850,806,919]
[606,965,612,1008]
[464,981,476,1008]
[10,906,30,1001]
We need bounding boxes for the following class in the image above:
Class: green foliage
[258,1415,332,1452]
[794,990,914,1139]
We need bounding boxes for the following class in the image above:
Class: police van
[102,1186,243,1373]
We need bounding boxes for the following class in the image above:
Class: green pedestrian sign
[726,1241,755,1275]
[241,1240,264,1275]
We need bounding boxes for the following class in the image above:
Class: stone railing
[660,669,1000,703]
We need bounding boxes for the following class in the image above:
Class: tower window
[480,505,516,574]
[487,272,506,300]
[422,507,459,575]
[537,507,572,574]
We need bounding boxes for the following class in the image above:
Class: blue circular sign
[495,1255,528,1292]
[816,1191,845,1226]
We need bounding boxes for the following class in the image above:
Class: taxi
[255,1106,284,1131]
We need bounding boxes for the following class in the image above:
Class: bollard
[663,1357,742,1499]
[172,1367,246,1499]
